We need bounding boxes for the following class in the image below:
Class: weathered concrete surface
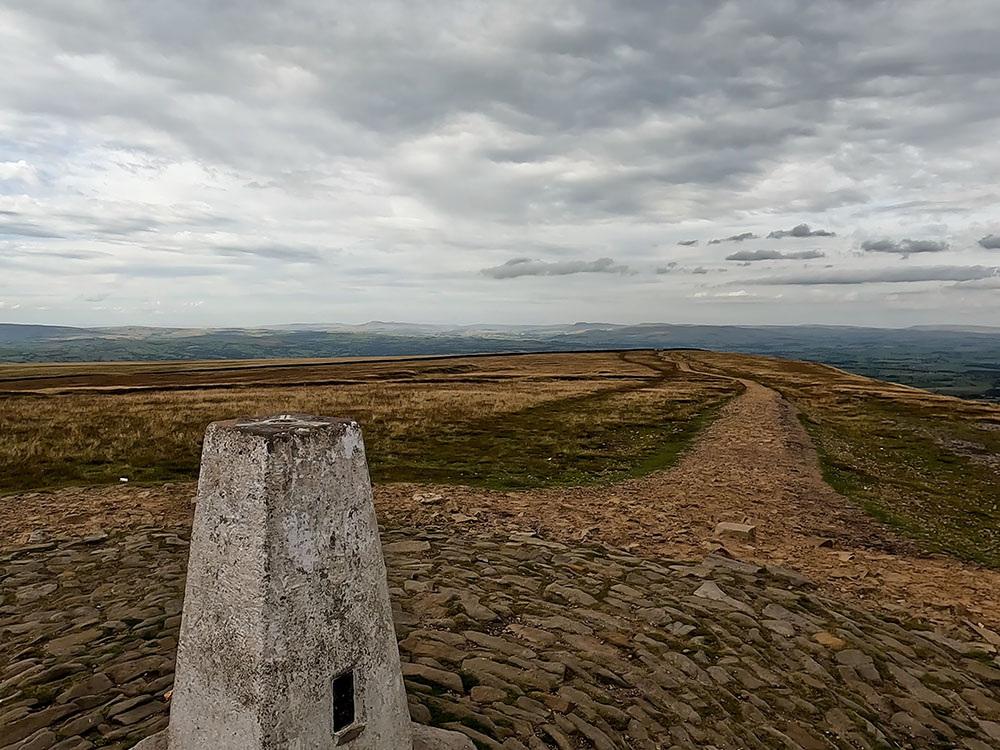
[133,732,168,750]
[166,414,411,749]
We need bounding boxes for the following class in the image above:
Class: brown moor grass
[0,350,738,494]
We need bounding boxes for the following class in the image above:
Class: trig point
[137,414,471,750]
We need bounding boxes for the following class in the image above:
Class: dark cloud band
[726,249,826,261]
[481,257,629,279]
[748,265,997,285]
[860,239,950,257]
[767,224,836,239]
[708,233,758,245]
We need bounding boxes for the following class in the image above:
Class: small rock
[813,632,846,649]
[15,582,58,604]
[714,522,757,542]
[470,686,506,703]
[402,662,464,693]
[413,493,443,504]
[82,529,109,544]
[412,723,475,749]
[693,581,754,615]
[543,583,598,607]
[44,628,102,656]
[384,540,432,554]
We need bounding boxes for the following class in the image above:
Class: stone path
[4,526,1000,749]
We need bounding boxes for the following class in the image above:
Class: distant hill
[1,321,998,400]
[0,323,102,343]
[909,325,1000,334]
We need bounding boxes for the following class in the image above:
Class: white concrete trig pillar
[136,414,472,750]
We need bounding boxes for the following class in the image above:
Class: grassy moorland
[5,322,1000,400]
[0,350,739,494]
[689,351,1000,567]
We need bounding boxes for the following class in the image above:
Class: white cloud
[0,160,38,185]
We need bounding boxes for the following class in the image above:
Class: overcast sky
[2,0,999,328]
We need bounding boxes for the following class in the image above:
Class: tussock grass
[0,351,738,494]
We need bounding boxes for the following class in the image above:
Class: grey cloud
[657,263,726,275]
[3,1,1000,324]
[481,257,629,280]
[1,205,225,243]
[6,5,1000,213]
[767,224,836,239]
[36,249,107,260]
[6,3,1000,228]
[212,243,323,262]
[58,214,161,237]
[979,234,1000,249]
[0,247,111,269]
[83,261,230,278]
[0,219,64,239]
[726,249,826,261]
[860,238,950,257]
[748,265,998,285]
[871,196,998,215]
[677,240,698,246]
[800,188,871,212]
[708,233,758,245]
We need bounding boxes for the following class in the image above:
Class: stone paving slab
[2,527,1000,749]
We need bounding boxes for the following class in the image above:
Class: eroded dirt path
[4,355,1000,633]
